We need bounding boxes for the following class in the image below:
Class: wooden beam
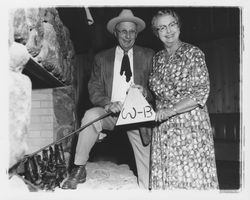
[23,58,65,88]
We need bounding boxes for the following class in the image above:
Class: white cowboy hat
[107,9,146,33]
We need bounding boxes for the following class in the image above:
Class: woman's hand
[155,108,176,122]
[104,101,123,113]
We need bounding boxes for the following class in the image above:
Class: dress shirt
[111,46,134,103]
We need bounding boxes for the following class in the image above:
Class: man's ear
[135,32,138,39]
[113,30,117,37]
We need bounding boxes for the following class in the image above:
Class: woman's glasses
[156,21,178,33]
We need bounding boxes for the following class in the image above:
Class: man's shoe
[61,165,86,189]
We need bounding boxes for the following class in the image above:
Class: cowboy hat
[107,9,145,33]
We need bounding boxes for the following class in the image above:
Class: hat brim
[107,16,145,33]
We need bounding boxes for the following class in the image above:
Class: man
[62,9,154,190]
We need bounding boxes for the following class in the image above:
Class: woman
[149,9,218,190]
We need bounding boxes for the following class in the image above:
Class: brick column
[27,89,54,153]
[27,86,75,164]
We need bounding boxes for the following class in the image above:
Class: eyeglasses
[156,21,178,33]
[116,29,137,37]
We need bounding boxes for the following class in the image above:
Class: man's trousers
[74,107,150,189]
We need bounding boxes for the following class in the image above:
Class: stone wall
[11,7,75,84]
[8,42,31,167]
[9,7,76,168]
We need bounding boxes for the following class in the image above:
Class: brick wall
[26,86,75,158]
[26,89,54,154]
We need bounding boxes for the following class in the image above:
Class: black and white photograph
[2,0,250,199]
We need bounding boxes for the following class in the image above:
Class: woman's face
[155,14,180,46]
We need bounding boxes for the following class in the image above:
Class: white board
[116,88,155,126]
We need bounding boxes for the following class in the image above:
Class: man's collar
[117,46,133,55]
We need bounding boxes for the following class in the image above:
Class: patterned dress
[149,42,218,190]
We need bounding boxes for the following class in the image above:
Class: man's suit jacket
[88,45,154,145]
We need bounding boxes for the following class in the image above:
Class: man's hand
[104,101,123,113]
[129,84,147,98]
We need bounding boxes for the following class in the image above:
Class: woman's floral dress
[149,42,218,190]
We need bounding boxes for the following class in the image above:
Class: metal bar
[8,111,112,173]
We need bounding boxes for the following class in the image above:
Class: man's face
[115,21,137,51]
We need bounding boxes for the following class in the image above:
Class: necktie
[120,51,132,82]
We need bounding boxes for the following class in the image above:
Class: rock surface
[9,42,31,168]
[52,86,76,160]
[10,7,75,84]
[59,161,139,190]
[9,72,31,167]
